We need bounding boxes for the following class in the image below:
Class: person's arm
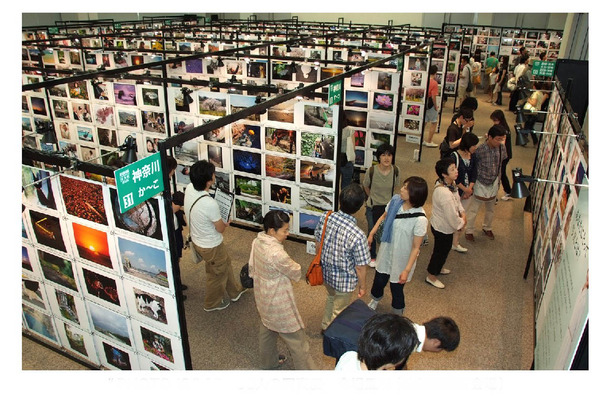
[213,218,230,233]
[398,235,424,284]
[355,265,367,298]
[275,249,302,282]
[367,211,387,246]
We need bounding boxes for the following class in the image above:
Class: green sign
[48,27,59,35]
[532,60,556,78]
[328,80,343,106]
[114,23,122,30]
[113,152,165,213]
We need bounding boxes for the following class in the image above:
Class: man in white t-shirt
[184,160,246,312]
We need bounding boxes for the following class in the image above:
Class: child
[367,176,429,315]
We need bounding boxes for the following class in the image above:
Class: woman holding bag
[249,210,317,370]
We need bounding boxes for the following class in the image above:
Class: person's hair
[488,124,508,138]
[490,51,496,56]
[457,107,473,120]
[458,132,479,151]
[459,97,478,112]
[166,155,177,174]
[429,65,438,75]
[189,160,215,191]
[403,176,428,208]
[519,54,529,64]
[435,158,456,181]
[263,210,290,232]
[375,143,395,161]
[490,109,510,131]
[539,51,547,60]
[519,46,526,54]
[532,81,543,90]
[423,317,460,351]
[461,55,469,63]
[339,183,366,215]
[357,314,419,370]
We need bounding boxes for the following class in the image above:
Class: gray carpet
[22,90,537,370]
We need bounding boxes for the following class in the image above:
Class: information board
[113,152,165,213]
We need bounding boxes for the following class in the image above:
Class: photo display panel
[22,170,187,369]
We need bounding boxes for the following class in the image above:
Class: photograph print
[299,187,333,213]
[173,139,199,165]
[299,160,336,188]
[233,149,262,175]
[235,199,263,224]
[117,108,139,128]
[118,236,170,289]
[267,99,296,124]
[22,278,46,309]
[265,155,296,182]
[114,83,137,106]
[59,175,108,225]
[303,104,334,128]
[344,109,368,128]
[29,210,66,252]
[265,127,296,154]
[88,301,132,347]
[82,265,122,307]
[202,120,226,143]
[372,92,395,112]
[230,95,260,122]
[407,56,428,71]
[377,72,396,91]
[141,110,166,134]
[139,325,175,363]
[109,188,164,241]
[298,212,322,236]
[22,165,57,210]
[344,90,369,109]
[61,323,90,358]
[369,113,395,132]
[23,304,57,343]
[269,183,292,205]
[71,222,114,269]
[38,249,78,291]
[207,144,224,169]
[232,123,262,149]
[53,288,81,324]
[132,286,168,325]
[51,99,70,119]
[300,132,335,161]
[140,86,162,108]
[234,175,262,200]
[102,340,133,370]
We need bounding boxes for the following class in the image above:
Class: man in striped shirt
[315,183,371,333]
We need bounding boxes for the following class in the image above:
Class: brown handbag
[306,211,332,286]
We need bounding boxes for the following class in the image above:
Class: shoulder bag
[306,211,332,286]
[373,212,426,243]
[186,193,209,264]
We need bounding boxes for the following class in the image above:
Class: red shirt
[427,77,439,98]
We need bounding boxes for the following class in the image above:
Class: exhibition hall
[20,11,589,382]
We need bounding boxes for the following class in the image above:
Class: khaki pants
[193,242,242,309]
[321,283,355,330]
[259,323,317,370]
[465,178,499,234]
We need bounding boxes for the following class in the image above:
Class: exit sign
[113,152,165,213]
[532,60,556,78]
[328,80,343,106]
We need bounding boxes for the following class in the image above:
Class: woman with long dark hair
[490,110,513,200]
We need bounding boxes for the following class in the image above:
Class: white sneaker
[369,259,377,268]
[501,194,512,201]
[368,299,379,310]
[452,244,468,253]
[423,141,438,148]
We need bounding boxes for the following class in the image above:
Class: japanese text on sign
[113,152,165,213]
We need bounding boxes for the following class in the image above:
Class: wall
[23,12,568,30]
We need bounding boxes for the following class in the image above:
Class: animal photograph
[133,287,167,324]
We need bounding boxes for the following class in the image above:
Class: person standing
[509,54,531,112]
[339,118,356,189]
[484,51,499,95]
[316,183,370,333]
[440,108,474,159]
[450,132,479,253]
[464,125,508,242]
[249,210,317,369]
[367,176,428,315]
[490,110,513,200]
[492,56,508,106]
[425,158,466,289]
[456,56,473,110]
[362,143,400,266]
[423,65,440,148]
[184,160,246,311]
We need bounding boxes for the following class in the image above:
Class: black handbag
[240,263,253,288]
